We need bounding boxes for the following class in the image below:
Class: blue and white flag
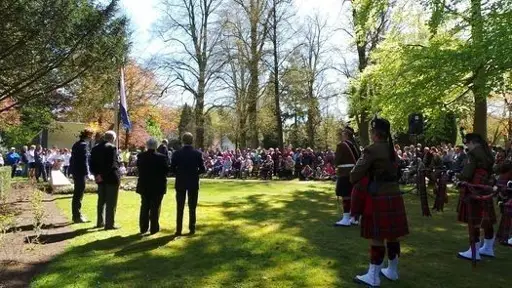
[119,67,132,130]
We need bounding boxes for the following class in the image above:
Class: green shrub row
[0,167,11,202]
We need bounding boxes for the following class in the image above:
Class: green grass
[31,181,512,288]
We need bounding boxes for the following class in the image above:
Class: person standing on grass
[70,129,94,223]
[350,117,409,287]
[334,126,360,227]
[27,145,36,180]
[170,132,206,236]
[6,148,20,178]
[90,131,121,230]
[456,133,496,261]
[136,138,169,235]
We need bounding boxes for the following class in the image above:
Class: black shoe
[105,226,121,230]
[150,230,159,235]
[73,216,90,224]
[96,223,105,228]
[174,231,182,236]
[189,230,195,235]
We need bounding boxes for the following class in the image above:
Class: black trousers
[175,189,198,233]
[11,164,17,178]
[36,162,47,182]
[72,175,86,219]
[97,183,119,228]
[139,194,164,234]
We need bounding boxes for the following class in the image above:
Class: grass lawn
[31,180,512,288]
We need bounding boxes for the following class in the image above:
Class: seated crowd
[201,147,336,180]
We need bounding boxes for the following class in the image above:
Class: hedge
[0,166,11,202]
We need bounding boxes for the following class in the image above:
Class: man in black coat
[136,138,169,235]
[89,131,121,230]
[69,129,93,223]
[170,132,206,236]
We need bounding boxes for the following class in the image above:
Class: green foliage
[0,167,11,203]
[145,116,163,140]
[365,0,512,136]
[0,103,54,147]
[424,111,457,145]
[0,0,128,112]
[178,104,195,138]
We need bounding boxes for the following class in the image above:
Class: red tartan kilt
[351,176,370,216]
[360,194,410,240]
[457,196,497,225]
[496,214,511,242]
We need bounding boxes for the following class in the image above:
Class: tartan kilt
[496,213,511,243]
[457,197,497,225]
[350,176,369,216]
[457,168,496,225]
[336,176,353,197]
[360,194,409,240]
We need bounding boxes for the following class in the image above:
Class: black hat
[343,126,355,135]
[370,117,391,133]
[463,133,484,145]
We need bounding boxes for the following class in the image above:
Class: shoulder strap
[343,140,360,163]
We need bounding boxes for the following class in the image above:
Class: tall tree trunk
[272,0,284,150]
[306,89,316,148]
[358,110,370,147]
[248,0,259,148]
[354,11,371,146]
[195,73,205,149]
[470,0,487,137]
[239,113,247,148]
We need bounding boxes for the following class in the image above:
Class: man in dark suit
[69,129,93,223]
[157,139,170,163]
[89,131,121,230]
[170,132,206,236]
[136,138,169,235]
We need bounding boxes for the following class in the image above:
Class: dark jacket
[457,145,494,182]
[170,145,206,191]
[350,140,400,196]
[70,139,89,177]
[136,150,169,196]
[335,140,360,177]
[452,152,467,172]
[157,144,169,160]
[89,141,120,185]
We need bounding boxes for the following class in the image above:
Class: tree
[178,104,195,139]
[342,0,392,146]
[157,0,226,149]
[366,0,512,137]
[300,14,331,148]
[230,0,274,148]
[0,0,128,113]
[269,0,295,149]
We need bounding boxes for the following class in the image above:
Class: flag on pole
[119,67,131,130]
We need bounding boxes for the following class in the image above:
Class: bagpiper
[456,133,497,260]
[350,117,409,287]
[495,161,512,246]
[334,126,361,226]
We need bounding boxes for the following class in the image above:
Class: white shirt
[27,149,35,163]
[63,153,71,166]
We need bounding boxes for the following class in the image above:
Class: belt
[338,164,355,168]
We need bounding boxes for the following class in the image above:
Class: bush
[0,167,11,203]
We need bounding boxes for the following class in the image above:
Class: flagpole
[114,84,120,150]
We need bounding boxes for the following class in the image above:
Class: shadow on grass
[24,227,96,244]
[31,184,512,288]
[7,222,72,233]
[114,234,178,256]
